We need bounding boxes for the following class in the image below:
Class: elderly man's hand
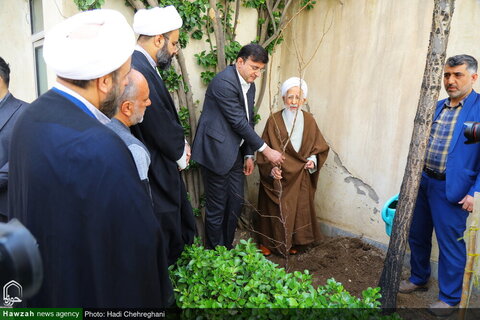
[458,195,474,212]
[304,160,315,170]
[271,167,282,180]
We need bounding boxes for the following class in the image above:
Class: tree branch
[126,0,145,10]
[146,0,159,8]
[209,0,227,71]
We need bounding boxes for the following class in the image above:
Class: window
[30,0,47,96]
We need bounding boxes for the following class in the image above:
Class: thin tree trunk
[232,0,240,42]
[378,0,455,309]
[209,0,227,71]
[459,192,480,318]
[126,0,145,10]
[176,50,198,140]
[146,0,158,8]
[175,50,202,214]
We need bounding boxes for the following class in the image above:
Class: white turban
[133,6,183,36]
[281,77,308,98]
[43,9,135,80]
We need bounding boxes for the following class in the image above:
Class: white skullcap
[43,9,135,80]
[133,6,183,36]
[281,77,308,98]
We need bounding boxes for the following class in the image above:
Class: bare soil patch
[234,229,480,319]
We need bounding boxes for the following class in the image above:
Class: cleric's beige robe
[256,110,329,255]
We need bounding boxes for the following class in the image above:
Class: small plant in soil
[169,238,401,319]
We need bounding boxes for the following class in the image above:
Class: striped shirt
[425,98,465,173]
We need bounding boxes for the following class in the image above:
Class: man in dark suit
[8,10,173,307]
[192,44,284,249]
[0,57,28,222]
[399,55,480,316]
[131,6,195,265]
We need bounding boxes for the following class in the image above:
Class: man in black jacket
[131,6,195,265]
[0,57,28,222]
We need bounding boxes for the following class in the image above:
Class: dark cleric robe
[131,49,195,265]
[8,89,174,307]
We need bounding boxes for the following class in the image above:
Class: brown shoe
[428,300,457,317]
[398,280,428,294]
[259,245,271,256]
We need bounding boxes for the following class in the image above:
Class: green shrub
[169,239,401,318]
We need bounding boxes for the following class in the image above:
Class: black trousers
[202,153,244,249]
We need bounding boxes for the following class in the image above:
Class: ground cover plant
[169,239,401,319]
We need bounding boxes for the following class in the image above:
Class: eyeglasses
[243,59,266,74]
[163,35,181,50]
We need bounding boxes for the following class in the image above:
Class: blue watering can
[381,194,398,236]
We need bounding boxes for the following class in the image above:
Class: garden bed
[234,229,480,319]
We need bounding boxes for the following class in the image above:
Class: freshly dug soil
[234,229,480,318]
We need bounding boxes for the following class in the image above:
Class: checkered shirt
[424,99,463,173]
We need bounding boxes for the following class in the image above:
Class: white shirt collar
[53,82,111,125]
[235,66,251,94]
[135,44,157,70]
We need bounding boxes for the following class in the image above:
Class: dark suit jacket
[9,89,173,307]
[436,90,480,202]
[0,93,28,215]
[192,65,264,175]
[130,50,195,265]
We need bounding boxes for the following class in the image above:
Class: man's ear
[97,73,113,95]
[120,100,133,117]
[472,73,478,82]
[155,34,165,48]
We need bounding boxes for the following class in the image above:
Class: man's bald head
[113,69,151,126]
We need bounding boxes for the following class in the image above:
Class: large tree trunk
[378,0,455,309]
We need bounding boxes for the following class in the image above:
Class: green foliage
[178,107,191,137]
[224,41,242,64]
[243,0,266,9]
[192,193,206,217]
[159,66,182,92]
[157,0,209,48]
[253,112,261,125]
[195,50,217,69]
[200,71,216,85]
[170,238,399,319]
[302,0,317,10]
[74,0,105,11]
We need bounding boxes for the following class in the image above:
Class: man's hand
[262,146,285,166]
[243,158,254,176]
[458,195,474,212]
[304,160,315,170]
[271,167,282,180]
[185,143,191,166]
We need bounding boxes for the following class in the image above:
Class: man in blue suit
[399,55,480,316]
[192,44,284,249]
[0,57,28,222]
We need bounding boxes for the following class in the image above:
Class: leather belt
[423,166,446,180]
